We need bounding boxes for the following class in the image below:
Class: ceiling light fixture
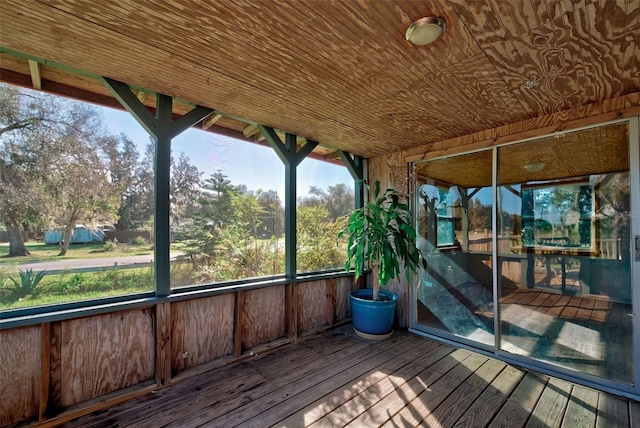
[406,16,446,46]
[524,161,546,172]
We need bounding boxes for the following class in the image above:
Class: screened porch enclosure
[2,0,640,426]
[412,120,637,389]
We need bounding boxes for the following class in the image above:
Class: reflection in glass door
[414,150,495,348]
[497,122,633,383]
[412,120,637,391]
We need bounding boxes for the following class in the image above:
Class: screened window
[0,84,154,310]
[296,157,354,274]
[170,130,285,288]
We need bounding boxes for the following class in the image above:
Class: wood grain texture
[286,282,297,341]
[242,286,286,350]
[59,309,154,407]
[528,377,572,428]
[489,372,549,428]
[1,0,638,158]
[562,385,599,428]
[50,322,62,410]
[234,291,245,356]
[367,153,412,329]
[32,330,639,428]
[0,326,40,426]
[334,276,354,322]
[171,294,234,372]
[403,92,640,163]
[297,280,328,333]
[154,302,171,386]
[596,391,632,428]
[39,323,51,422]
[325,278,336,326]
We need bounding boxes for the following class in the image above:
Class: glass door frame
[409,116,640,400]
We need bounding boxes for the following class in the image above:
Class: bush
[104,240,118,252]
[132,236,148,246]
[0,269,47,303]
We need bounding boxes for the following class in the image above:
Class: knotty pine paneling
[58,309,154,407]
[242,286,286,350]
[0,326,40,426]
[171,294,234,372]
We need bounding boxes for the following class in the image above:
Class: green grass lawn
[0,266,154,310]
[0,241,154,263]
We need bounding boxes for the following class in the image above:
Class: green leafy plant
[132,236,148,246]
[104,240,118,252]
[2,268,47,302]
[339,181,426,300]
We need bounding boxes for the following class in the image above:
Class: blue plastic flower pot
[349,289,398,336]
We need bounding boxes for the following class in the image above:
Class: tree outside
[0,83,356,308]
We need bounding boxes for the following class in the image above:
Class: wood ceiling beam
[102,77,158,139]
[27,59,41,89]
[202,113,223,130]
[135,90,147,103]
[243,124,259,138]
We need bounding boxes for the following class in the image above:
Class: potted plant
[339,181,426,339]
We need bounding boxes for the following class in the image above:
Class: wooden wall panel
[335,276,355,321]
[242,286,286,350]
[59,309,154,407]
[298,280,329,333]
[171,294,234,372]
[50,323,62,410]
[368,153,412,329]
[0,326,40,426]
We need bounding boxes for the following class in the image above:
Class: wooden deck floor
[60,327,640,428]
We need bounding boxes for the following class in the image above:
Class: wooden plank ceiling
[0,0,639,159]
[416,121,629,187]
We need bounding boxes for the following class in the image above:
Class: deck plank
[239,335,435,428]
[380,352,489,427]
[62,334,341,428]
[271,339,445,428]
[596,392,630,428]
[56,328,639,428]
[311,345,462,428]
[194,335,416,427]
[421,358,507,427]
[489,372,549,428]
[630,400,640,428]
[453,365,526,428]
[526,377,573,428]
[561,384,599,428]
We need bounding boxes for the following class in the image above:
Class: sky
[100,106,353,199]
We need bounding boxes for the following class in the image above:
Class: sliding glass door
[412,119,638,391]
[497,122,633,383]
[414,150,495,348]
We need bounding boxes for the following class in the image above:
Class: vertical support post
[491,147,501,356]
[155,95,173,297]
[326,278,337,327]
[259,126,317,279]
[460,188,470,252]
[155,302,172,386]
[284,134,297,278]
[286,283,298,342]
[102,78,212,298]
[234,291,245,356]
[39,322,51,422]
